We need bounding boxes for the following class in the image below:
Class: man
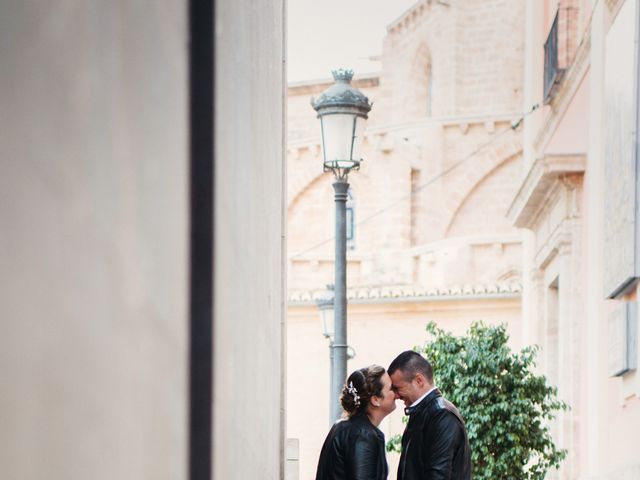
[388,351,471,480]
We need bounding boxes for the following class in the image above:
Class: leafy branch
[387,321,568,480]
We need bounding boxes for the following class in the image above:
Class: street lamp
[315,284,356,422]
[312,69,372,423]
[315,285,336,423]
[315,284,335,340]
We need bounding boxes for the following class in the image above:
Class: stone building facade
[287,1,527,478]
[508,0,640,478]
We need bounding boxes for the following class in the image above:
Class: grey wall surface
[0,2,189,479]
[0,1,287,478]
[213,0,287,479]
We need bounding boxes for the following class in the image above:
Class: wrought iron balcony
[544,11,565,103]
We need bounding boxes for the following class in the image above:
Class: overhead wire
[289,104,540,260]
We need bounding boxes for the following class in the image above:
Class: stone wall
[0,2,189,478]
[513,0,640,478]
[287,117,524,292]
[380,0,525,121]
[287,0,526,295]
[215,1,286,479]
[286,1,526,479]
[0,1,286,479]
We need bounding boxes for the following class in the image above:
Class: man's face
[389,370,424,407]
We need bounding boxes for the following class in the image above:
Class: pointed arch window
[425,63,432,116]
[410,45,433,119]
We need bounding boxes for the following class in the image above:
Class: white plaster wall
[214,1,286,479]
[0,1,189,479]
[0,1,287,479]
[518,1,640,478]
[589,1,640,476]
[585,1,607,474]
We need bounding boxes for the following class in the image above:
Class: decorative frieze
[288,282,522,304]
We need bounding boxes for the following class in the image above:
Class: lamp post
[312,69,372,423]
[315,285,336,422]
[316,284,336,341]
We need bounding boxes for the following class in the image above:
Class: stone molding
[287,116,522,208]
[533,217,575,270]
[288,282,522,305]
[289,233,522,262]
[288,113,522,149]
[387,0,450,36]
[507,154,586,229]
[288,74,379,96]
[442,134,523,236]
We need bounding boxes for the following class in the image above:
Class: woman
[315,365,396,480]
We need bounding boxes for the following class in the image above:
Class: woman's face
[376,372,397,416]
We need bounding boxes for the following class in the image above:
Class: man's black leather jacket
[398,389,471,480]
[315,413,388,480]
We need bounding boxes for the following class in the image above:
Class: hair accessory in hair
[346,381,360,406]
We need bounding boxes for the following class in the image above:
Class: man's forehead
[390,371,407,384]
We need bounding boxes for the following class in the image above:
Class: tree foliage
[387,321,568,480]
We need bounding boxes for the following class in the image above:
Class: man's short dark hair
[388,350,433,383]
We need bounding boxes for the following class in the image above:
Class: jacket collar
[404,388,441,416]
[350,412,385,439]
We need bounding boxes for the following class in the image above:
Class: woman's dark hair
[340,365,386,418]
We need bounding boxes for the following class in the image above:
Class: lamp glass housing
[320,113,366,170]
[319,304,335,339]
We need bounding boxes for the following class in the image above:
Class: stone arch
[287,173,336,257]
[286,139,326,208]
[444,151,521,237]
[288,167,326,210]
[496,266,521,284]
[287,170,332,213]
[437,128,521,236]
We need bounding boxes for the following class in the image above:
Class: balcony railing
[543,11,565,103]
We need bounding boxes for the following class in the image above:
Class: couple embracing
[316,351,471,480]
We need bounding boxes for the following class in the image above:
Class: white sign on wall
[608,301,638,377]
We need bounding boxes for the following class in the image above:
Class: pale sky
[287,0,419,83]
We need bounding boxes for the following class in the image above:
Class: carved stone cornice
[387,0,432,35]
[288,282,522,305]
[534,223,574,270]
[507,154,586,229]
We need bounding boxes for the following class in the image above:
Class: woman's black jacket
[315,413,388,480]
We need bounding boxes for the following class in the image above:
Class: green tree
[387,321,568,480]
